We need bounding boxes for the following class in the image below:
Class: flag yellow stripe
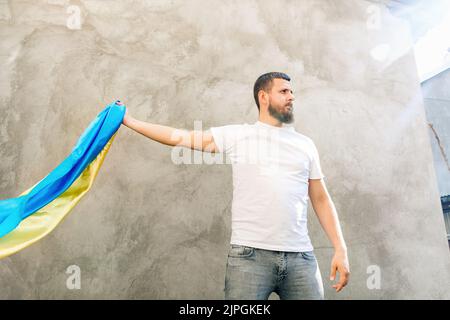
[0,133,117,259]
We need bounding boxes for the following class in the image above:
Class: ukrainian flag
[0,100,126,259]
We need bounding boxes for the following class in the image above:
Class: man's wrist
[123,116,134,128]
[334,245,348,254]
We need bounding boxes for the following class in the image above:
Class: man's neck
[257,114,283,127]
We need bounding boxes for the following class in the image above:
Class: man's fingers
[333,280,346,292]
[332,284,343,292]
[330,264,337,281]
[337,278,347,290]
[330,266,350,293]
[335,269,350,292]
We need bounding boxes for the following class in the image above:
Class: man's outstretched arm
[122,110,219,153]
[308,178,350,293]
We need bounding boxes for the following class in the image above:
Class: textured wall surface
[422,69,450,196]
[1,0,449,299]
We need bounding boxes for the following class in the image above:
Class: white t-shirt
[210,120,325,252]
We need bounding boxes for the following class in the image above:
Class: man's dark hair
[253,72,291,111]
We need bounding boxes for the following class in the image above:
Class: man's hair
[253,72,291,111]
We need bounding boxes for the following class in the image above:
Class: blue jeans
[224,244,324,300]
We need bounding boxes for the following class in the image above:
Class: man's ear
[259,90,267,106]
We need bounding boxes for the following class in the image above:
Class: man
[122,72,350,300]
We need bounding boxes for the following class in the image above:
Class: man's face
[266,78,295,124]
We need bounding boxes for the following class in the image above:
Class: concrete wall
[422,69,450,244]
[1,0,449,299]
[422,69,450,196]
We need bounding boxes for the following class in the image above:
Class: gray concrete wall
[1,0,449,299]
[422,69,450,196]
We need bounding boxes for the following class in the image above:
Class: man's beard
[268,103,294,124]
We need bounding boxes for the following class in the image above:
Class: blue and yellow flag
[0,100,126,259]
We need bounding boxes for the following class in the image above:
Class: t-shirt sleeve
[209,125,238,154]
[309,140,325,180]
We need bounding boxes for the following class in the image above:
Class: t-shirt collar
[255,120,294,131]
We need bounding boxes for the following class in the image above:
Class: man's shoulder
[210,123,254,135]
[289,128,315,143]
[210,122,250,129]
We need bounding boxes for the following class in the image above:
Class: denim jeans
[224,244,324,300]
